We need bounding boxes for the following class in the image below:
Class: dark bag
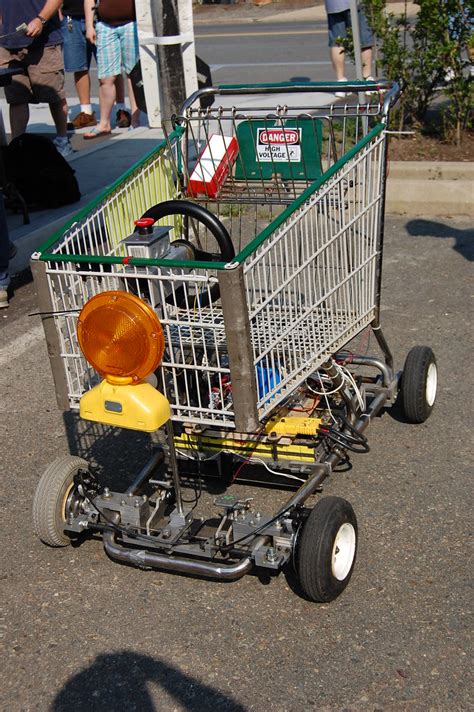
[2,134,81,209]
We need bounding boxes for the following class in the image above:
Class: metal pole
[349,0,364,81]
[166,420,184,515]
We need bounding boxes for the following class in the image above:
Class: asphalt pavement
[1,213,473,711]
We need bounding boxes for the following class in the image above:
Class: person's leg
[115,74,125,104]
[328,11,348,81]
[114,74,131,127]
[361,47,373,79]
[126,76,140,127]
[0,192,12,307]
[9,104,30,139]
[358,8,374,79]
[63,18,97,125]
[95,76,117,131]
[74,69,91,106]
[120,22,141,127]
[49,97,68,137]
[330,46,346,80]
[84,21,120,135]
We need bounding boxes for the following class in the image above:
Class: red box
[187,135,238,198]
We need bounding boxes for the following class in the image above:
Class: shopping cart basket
[31,82,438,602]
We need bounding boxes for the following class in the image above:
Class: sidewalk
[7,126,164,278]
[192,0,419,24]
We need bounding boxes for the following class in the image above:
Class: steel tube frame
[103,528,254,580]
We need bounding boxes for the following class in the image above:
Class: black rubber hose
[141,200,235,308]
[141,199,235,262]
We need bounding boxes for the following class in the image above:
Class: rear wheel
[296,496,357,602]
[33,456,89,547]
[399,346,437,423]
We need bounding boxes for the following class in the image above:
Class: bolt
[256,511,261,520]
[266,547,278,563]
[103,487,111,498]
[120,500,126,506]
[162,529,171,539]
[142,495,147,503]
[249,519,255,526]
[134,500,141,508]
[128,491,134,498]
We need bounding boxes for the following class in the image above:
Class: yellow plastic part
[80,380,171,432]
[175,432,317,463]
[265,415,323,437]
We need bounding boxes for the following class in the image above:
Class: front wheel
[296,496,357,602]
[399,346,437,423]
[32,455,89,547]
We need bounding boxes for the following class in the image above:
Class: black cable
[321,427,370,454]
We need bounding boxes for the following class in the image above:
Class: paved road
[1,214,472,711]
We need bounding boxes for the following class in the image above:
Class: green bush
[362,0,473,143]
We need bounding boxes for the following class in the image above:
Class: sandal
[83,127,112,140]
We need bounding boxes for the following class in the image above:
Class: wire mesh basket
[32,81,398,432]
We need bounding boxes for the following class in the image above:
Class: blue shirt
[0,0,62,48]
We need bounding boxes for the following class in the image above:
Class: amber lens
[77,291,165,382]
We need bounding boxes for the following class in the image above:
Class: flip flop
[83,128,112,140]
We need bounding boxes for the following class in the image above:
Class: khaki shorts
[0,44,65,105]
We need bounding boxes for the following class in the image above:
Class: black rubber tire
[32,455,89,547]
[296,496,357,602]
[399,346,437,424]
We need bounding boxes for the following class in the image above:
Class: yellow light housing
[77,291,165,384]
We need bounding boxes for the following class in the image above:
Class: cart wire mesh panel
[32,82,396,431]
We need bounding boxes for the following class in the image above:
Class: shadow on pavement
[52,650,247,712]
[406,218,474,261]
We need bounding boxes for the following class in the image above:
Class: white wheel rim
[332,523,356,581]
[426,362,437,407]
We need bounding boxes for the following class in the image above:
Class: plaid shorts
[96,21,139,78]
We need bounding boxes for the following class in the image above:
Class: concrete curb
[386,162,473,217]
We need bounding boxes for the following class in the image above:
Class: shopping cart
[31,82,438,602]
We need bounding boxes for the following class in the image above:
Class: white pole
[135,0,162,127]
[135,0,198,127]
[178,0,199,98]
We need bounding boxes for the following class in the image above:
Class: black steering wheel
[140,200,235,308]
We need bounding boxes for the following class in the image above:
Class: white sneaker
[335,78,348,99]
[364,76,378,96]
[53,137,74,158]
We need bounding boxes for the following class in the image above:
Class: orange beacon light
[77,291,170,431]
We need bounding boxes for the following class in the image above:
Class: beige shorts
[0,44,65,105]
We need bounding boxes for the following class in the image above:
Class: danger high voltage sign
[256,127,302,162]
